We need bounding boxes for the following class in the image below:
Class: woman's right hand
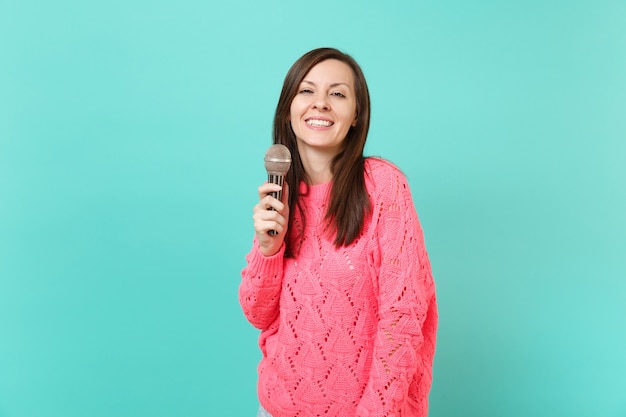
[253,182,290,257]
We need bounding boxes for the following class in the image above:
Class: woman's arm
[238,182,290,330]
[239,239,285,330]
[357,165,438,417]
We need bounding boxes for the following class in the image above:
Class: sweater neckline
[299,181,331,202]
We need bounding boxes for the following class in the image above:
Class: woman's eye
[299,89,314,94]
[331,92,346,98]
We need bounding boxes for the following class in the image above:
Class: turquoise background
[1,1,625,416]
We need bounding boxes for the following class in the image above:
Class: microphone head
[264,144,292,176]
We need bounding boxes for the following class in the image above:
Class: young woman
[239,47,438,417]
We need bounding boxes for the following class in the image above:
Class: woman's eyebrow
[301,80,351,88]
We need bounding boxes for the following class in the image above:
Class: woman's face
[289,59,357,157]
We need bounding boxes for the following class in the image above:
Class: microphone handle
[268,174,285,202]
[267,173,285,235]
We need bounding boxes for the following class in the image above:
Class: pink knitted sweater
[239,158,437,417]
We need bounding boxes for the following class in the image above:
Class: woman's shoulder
[364,156,408,187]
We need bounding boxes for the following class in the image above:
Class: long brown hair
[273,47,371,252]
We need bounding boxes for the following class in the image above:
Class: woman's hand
[253,182,290,257]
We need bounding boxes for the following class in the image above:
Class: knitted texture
[239,158,437,417]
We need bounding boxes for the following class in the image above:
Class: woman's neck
[298,147,335,185]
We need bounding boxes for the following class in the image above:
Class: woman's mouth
[306,118,334,127]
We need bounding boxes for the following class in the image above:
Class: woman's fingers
[253,202,286,233]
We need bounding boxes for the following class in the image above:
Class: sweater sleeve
[356,166,438,417]
[238,238,285,330]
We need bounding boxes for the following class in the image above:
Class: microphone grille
[264,144,292,175]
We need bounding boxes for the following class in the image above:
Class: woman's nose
[312,93,330,110]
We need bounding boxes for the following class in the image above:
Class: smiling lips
[306,118,334,127]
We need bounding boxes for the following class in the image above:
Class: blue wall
[1,1,625,416]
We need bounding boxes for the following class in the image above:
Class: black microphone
[264,144,292,236]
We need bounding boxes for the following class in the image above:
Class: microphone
[264,144,292,236]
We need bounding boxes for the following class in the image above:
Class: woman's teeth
[307,119,333,127]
